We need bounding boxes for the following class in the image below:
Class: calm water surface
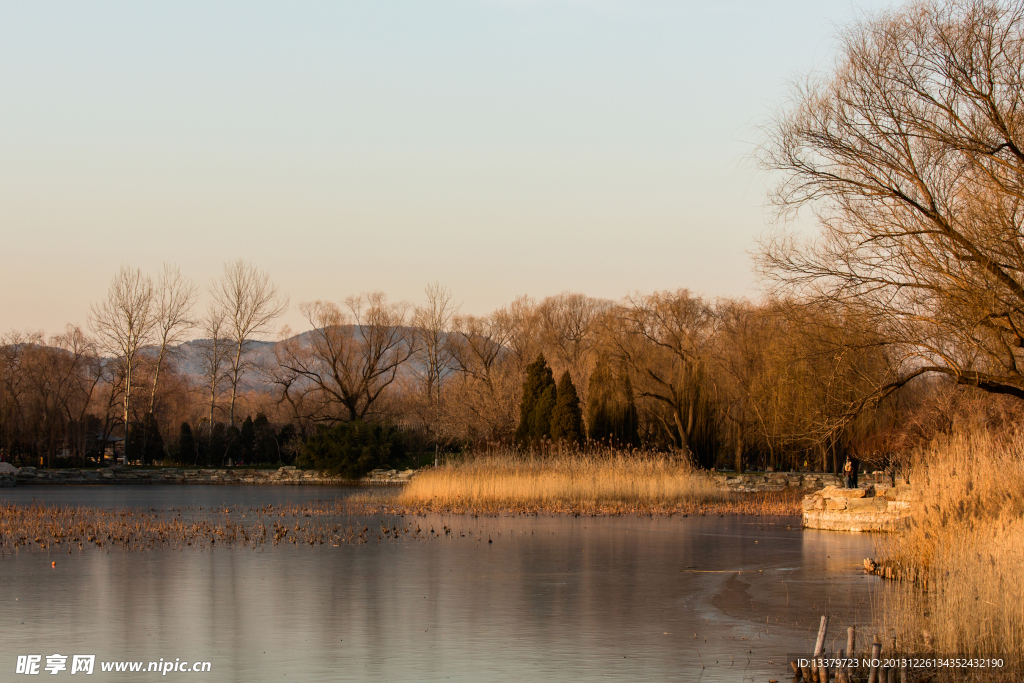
[0,486,880,682]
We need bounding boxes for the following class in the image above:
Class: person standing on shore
[843,456,854,488]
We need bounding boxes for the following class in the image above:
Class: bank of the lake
[0,464,416,488]
[0,460,867,518]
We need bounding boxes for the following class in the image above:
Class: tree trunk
[672,407,691,461]
[734,428,744,474]
[229,342,243,427]
[149,348,165,414]
[123,361,132,465]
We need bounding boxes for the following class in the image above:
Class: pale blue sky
[0,0,895,334]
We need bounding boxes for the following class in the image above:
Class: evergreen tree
[126,412,164,465]
[586,356,640,448]
[297,421,404,478]
[277,424,297,465]
[177,422,196,465]
[239,415,256,463]
[201,422,228,467]
[224,425,241,465]
[550,371,584,446]
[253,413,278,463]
[515,354,557,446]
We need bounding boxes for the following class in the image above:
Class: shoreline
[0,465,415,487]
[348,488,805,517]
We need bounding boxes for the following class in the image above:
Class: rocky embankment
[0,462,16,487]
[802,483,915,532]
[0,465,417,487]
[710,471,843,492]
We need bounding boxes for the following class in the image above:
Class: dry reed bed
[0,502,375,551]
[390,451,803,516]
[0,500,532,552]
[874,431,1024,680]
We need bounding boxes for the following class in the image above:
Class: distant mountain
[164,327,429,391]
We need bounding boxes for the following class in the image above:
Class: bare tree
[713,301,771,473]
[211,260,287,426]
[148,264,198,414]
[275,293,414,423]
[611,290,717,459]
[90,266,156,462]
[445,311,521,443]
[536,292,610,409]
[53,326,105,467]
[197,304,230,437]
[499,296,541,372]
[760,0,1024,401]
[412,283,459,463]
[412,283,458,403]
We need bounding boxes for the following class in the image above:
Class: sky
[0,0,897,336]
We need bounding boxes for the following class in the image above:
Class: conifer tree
[177,422,196,465]
[550,371,584,446]
[126,412,164,465]
[253,413,278,463]
[516,354,557,446]
[530,382,557,440]
[239,415,256,463]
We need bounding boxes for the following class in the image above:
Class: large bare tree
[89,266,156,461]
[211,260,287,426]
[536,292,609,404]
[275,293,414,423]
[148,264,198,414]
[412,283,458,404]
[197,304,230,434]
[446,310,521,443]
[761,0,1024,400]
[611,290,717,459]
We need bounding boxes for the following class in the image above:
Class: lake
[0,486,879,682]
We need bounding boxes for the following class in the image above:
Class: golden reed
[390,449,802,516]
[875,430,1024,680]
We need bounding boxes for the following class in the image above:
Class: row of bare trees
[0,260,288,466]
[0,267,1001,472]
[257,283,918,471]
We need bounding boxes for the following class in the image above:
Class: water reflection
[0,490,880,682]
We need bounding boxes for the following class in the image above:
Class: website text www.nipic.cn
[16,655,212,675]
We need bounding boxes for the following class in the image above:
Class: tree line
[0,262,982,474]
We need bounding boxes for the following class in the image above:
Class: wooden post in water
[814,616,829,658]
[867,639,882,683]
[810,616,828,682]
[846,627,856,680]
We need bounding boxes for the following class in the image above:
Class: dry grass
[0,502,370,551]
[875,430,1024,679]
[389,449,802,516]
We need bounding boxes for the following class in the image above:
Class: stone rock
[802,496,824,511]
[846,497,888,512]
